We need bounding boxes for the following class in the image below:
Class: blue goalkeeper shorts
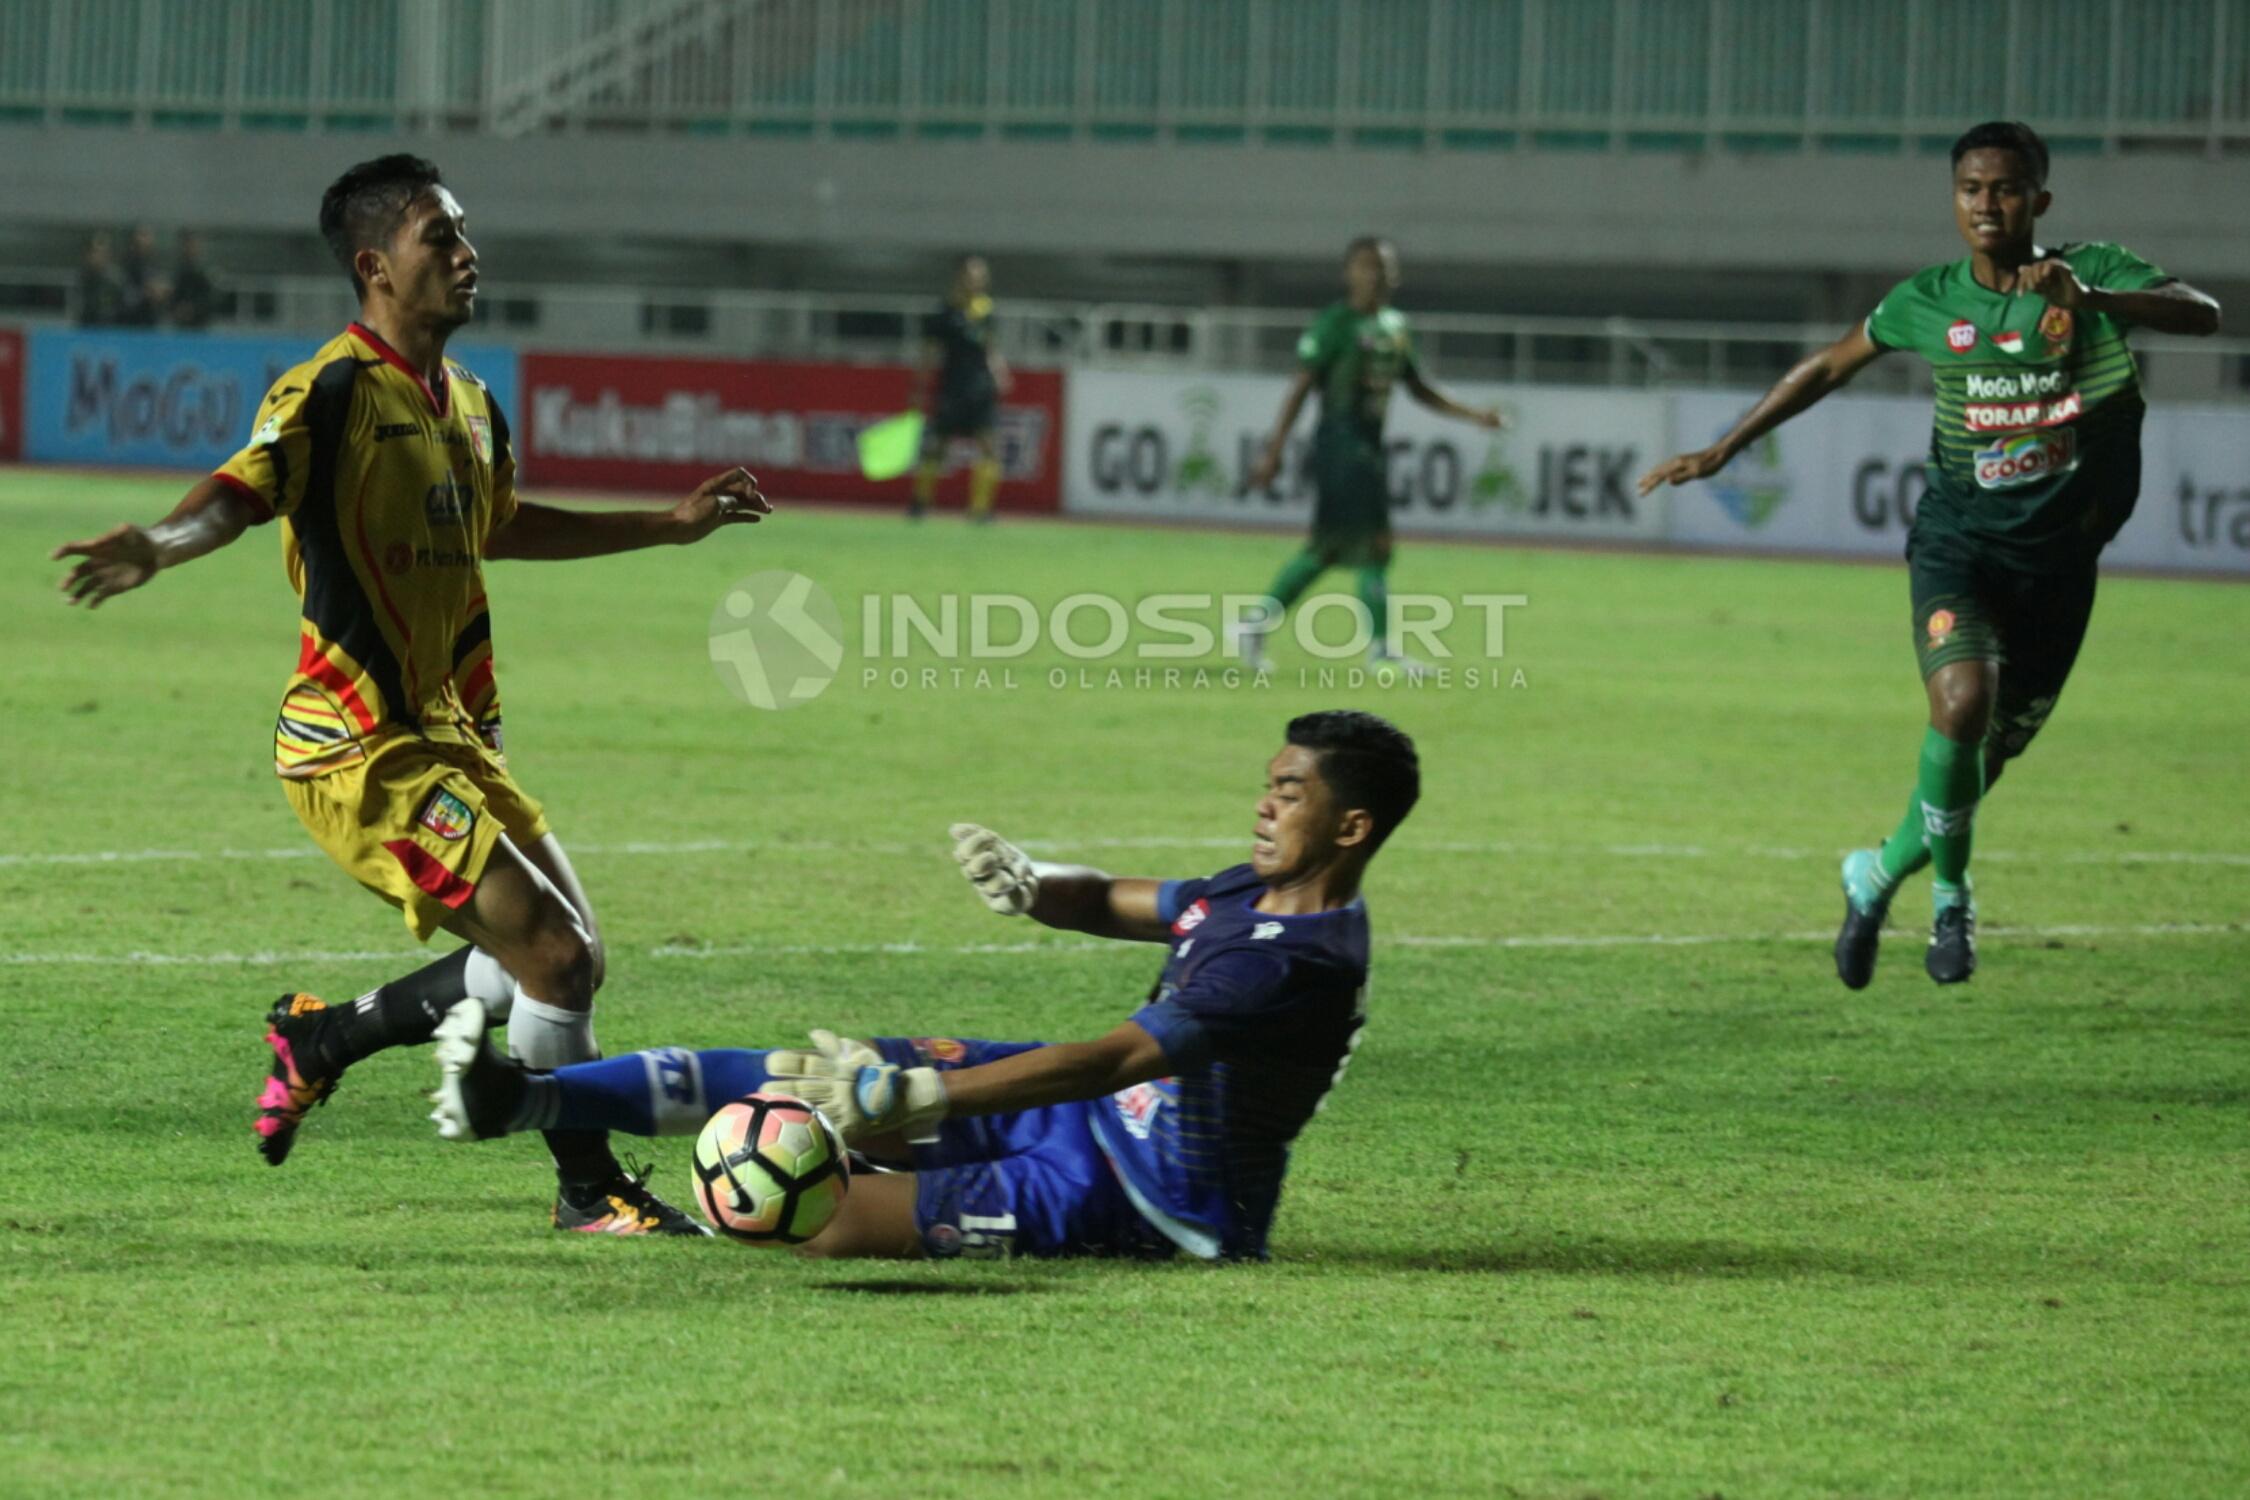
[872,1037,1175,1261]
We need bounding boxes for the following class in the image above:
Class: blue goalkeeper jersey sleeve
[1085,864,1370,1260]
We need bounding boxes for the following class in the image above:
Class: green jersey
[1297,302,1419,451]
[1865,241,2172,562]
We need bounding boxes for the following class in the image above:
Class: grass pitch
[3,468,2246,1498]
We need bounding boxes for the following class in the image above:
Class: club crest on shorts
[1926,608,1956,644]
[466,414,493,464]
[1112,1078,1173,1140]
[913,1037,967,1064]
[416,787,475,842]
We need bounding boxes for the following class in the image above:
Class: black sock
[545,1129,623,1190]
[326,948,475,1068]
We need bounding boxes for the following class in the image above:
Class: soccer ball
[690,1093,851,1246]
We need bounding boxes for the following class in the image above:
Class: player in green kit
[1239,237,1503,670]
[1639,122,2221,987]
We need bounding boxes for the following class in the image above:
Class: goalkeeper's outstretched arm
[941,1021,1169,1115]
[949,823,1172,941]
[1026,864,1171,942]
[767,1021,1172,1145]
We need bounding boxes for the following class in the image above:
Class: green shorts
[1907,524,2101,763]
[1307,426,1392,566]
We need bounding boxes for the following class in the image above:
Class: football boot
[1834,849,1895,991]
[255,992,343,1166]
[554,1159,711,1237]
[1926,895,1978,985]
[429,1000,522,1142]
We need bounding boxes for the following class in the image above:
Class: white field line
[4,835,2249,869]
[1,921,2239,969]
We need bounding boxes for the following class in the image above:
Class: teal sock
[1267,550,1326,610]
[1355,564,1390,651]
[1914,726,1984,894]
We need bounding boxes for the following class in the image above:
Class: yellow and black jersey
[214,322,517,779]
[924,294,997,405]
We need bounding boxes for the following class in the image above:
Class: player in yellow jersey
[908,255,1009,522]
[51,155,769,1235]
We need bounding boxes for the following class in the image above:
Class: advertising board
[25,327,518,472]
[1670,390,2250,573]
[518,353,1063,509]
[1065,370,1669,543]
[0,327,21,462]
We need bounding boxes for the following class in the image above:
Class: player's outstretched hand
[949,822,1039,915]
[670,467,772,542]
[764,1029,947,1145]
[1636,444,1733,497]
[1473,405,1508,431]
[53,523,161,608]
[2017,258,2087,309]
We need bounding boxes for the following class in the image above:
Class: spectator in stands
[119,224,168,326]
[170,230,218,328]
[76,232,128,327]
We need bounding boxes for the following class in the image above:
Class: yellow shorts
[284,736,551,941]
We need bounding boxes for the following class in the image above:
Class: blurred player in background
[52,154,771,1234]
[909,254,1009,522]
[432,710,1414,1263]
[1239,236,1504,671]
[1638,121,2221,988]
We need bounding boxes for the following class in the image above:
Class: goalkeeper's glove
[764,1028,947,1145]
[950,822,1039,916]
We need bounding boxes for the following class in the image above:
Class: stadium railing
[6,265,2248,400]
[2,0,2245,153]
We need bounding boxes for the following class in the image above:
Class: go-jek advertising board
[1670,390,2250,574]
[1065,370,1668,542]
[26,328,519,471]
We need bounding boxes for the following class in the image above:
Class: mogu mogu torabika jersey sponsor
[1865,241,2172,560]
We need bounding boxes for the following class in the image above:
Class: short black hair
[1286,710,1420,853]
[1950,121,2049,187]
[320,154,445,297]
[1344,234,1395,263]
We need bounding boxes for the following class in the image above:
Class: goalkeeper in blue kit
[429,711,1415,1261]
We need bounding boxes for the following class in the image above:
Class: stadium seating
[2,0,2244,151]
